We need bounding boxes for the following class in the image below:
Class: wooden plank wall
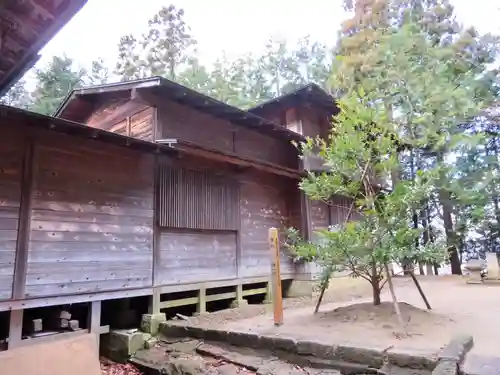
[24,134,155,298]
[157,100,298,169]
[156,163,239,285]
[157,166,239,230]
[239,171,294,278]
[330,195,360,226]
[0,129,24,301]
[157,230,237,285]
[85,98,155,142]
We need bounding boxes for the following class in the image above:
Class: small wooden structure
[0,79,357,350]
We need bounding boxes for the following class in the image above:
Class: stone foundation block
[103,329,145,362]
[140,313,167,335]
[230,298,248,308]
[287,278,314,297]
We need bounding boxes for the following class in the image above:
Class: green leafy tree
[0,79,31,109]
[287,86,446,325]
[336,0,499,274]
[31,55,86,115]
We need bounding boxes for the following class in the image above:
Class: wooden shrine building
[0,77,356,349]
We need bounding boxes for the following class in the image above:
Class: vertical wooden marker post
[269,227,283,326]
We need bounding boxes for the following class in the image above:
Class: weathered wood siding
[25,135,154,298]
[157,230,237,285]
[309,200,330,233]
[85,98,155,142]
[330,195,360,226]
[156,162,239,285]
[0,129,24,300]
[157,166,238,230]
[239,171,294,277]
[157,100,298,169]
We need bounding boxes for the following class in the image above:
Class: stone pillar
[486,252,500,279]
[288,261,314,297]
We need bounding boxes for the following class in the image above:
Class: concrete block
[296,339,337,358]
[104,329,146,362]
[68,320,79,331]
[230,298,248,308]
[31,319,43,333]
[144,337,158,349]
[438,334,474,363]
[140,313,166,335]
[59,310,71,320]
[287,278,314,297]
[432,360,458,375]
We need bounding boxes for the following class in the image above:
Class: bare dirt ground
[173,276,500,358]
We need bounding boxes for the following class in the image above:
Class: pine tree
[335,0,499,274]
[142,5,197,80]
[87,58,109,85]
[31,55,86,115]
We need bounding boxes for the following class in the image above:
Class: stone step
[463,354,500,375]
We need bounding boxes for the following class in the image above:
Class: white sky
[33,0,500,77]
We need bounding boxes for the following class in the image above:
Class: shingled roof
[55,76,307,142]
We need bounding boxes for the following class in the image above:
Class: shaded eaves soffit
[0,0,88,96]
[54,76,306,143]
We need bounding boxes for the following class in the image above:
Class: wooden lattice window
[157,166,239,230]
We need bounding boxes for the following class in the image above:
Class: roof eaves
[248,83,334,114]
[53,77,163,117]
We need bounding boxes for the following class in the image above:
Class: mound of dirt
[317,301,453,327]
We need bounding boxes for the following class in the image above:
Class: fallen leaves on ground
[100,357,142,375]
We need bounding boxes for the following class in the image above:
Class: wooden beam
[12,140,35,299]
[300,191,312,241]
[0,287,152,312]
[206,292,236,303]
[156,275,294,294]
[242,287,267,297]
[171,142,301,179]
[87,301,102,349]
[7,309,23,349]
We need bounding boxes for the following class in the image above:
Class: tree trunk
[437,151,461,275]
[372,281,381,305]
[371,263,381,305]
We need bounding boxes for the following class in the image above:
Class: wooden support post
[197,288,207,315]
[13,141,35,299]
[88,301,102,348]
[231,284,248,308]
[269,227,283,326]
[8,309,23,349]
[148,288,161,314]
[264,280,272,304]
